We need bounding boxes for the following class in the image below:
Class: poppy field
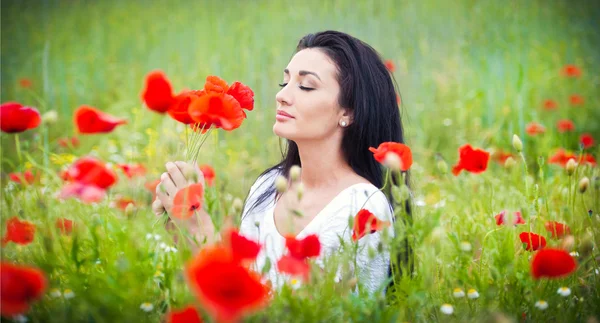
[1,0,599,322]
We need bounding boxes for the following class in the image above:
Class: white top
[239,169,395,295]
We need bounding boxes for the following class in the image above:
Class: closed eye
[278,83,314,91]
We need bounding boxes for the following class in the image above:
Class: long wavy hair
[243,30,412,293]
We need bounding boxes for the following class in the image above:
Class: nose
[276,85,292,107]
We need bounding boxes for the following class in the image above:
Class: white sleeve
[238,169,279,241]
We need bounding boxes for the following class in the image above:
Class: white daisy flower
[467,289,479,299]
[569,251,579,257]
[140,302,154,312]
[534,300,548,310]
[595,268,599,275]
[460,241,472,252]
[290,278,302,290]
[453,288,465,298]
[49,288,62,298]
[440,304,454,315]
[557,287,571,297]
[63,289,75,299]
[165,246,178,253]
[159,242,167,249]
[145,233,153,240]
[153,234,161,241]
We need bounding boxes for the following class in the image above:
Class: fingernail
[161,173,168,179]
[165,162,174,169]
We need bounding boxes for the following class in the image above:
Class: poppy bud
[125,203,135,216]
[384,152,402,172]
[290,165,301,182]
[512,134,523,152]
[566,159,577,176]
[42,110,58,124]
[579,177,590,193]
[504,156,516,169]
[392,184,410,202]
[296,182,304,200]
[232,197,243,213]
[437,160,448,174]
[275,175,287,193]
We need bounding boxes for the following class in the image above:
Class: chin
[273,123,294,140]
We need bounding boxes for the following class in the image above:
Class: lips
[276,110,294,118]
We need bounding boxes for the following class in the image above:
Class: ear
[341,108,354,126]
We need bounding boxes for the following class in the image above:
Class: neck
[294,136,353,190]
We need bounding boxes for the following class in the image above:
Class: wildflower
[74,105,127,134]
[41,110,58,124]
[18,78,33,88]
[451,144,490,176]
[199,164,216,186]
[531,248,577,279]
[557,119,575,133]
[64,156,118,189]
[569,94,584,106]
[171,183,204,219]
[579,177,589,193]
[440,304,454,315]
[569,251,579,257]
[561,64,581,77]
[352,209,391,241]
[56,218,73,235]
[460,241,472,252]
[275,176,288,193]
[141,70,176,113]
[544,221,571,239]
[166,305,203,323]
[0,262,47,316]
[512,134,523,152]
[369,142,413,171]
[557,287,571,297]
[63,289,75,299]
[49,288,62,298]
[277,235,321,280]
[232,198,244,214]
[145,179,161,201]
[453,288,465,298]
[168,90,202,124]
[525,122,546,136]
[519,232,547,251]
[542,99,558,110]
[495,210,525,226]
[290,278,302,290]
[565,159,577,175]
[534,300,548,310]
[60,182,106,203]
[116,163,146,179]
[467,289,479,299]
[140,302,154,312]
[57,137,80,148]
[384,59,396,72]
[224,229,261,263]
[0,102,41,133]
[159,242,167,249]
[2,217,36,246]
[9,170,38,185]
[580,133,595,149]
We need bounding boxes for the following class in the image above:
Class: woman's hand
[154,161,205,217]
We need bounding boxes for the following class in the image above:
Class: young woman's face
[273,48,348,141]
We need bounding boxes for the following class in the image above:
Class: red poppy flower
[167,305,203,323]
[492,150,513,164]
[74,105,127,134]
[451,144,490,176]
[561,64,581,78]
[199,164,216,186]
[188,92,246,131]
[569,94,584,106]
[285,234,321,259]
[65,157,118,189]
[226,230,261,263]
[542,99,557,110]
[368,142,413,171]
[18,78,32,88]
[116,163,146,179]
[57,136,80,148]
[580,133,595,149]
[557,119,575,133]
[494,210,525,226]
[525,122,546,136]
[172,183,204,219]
[204,76,230,94]
[0,102,41,133]
[544,221,571,239]
[168,90,202,124]
[145,179,161,201]
[227,82,255,112]
[2,217,35,246]
[141,70,176,113]
[519,232,546,251]
[60,182,106,203]
[352,209,391,241]
[186,245,270,323]
[9,170,38,185]
[0,262,47,316]
[276,255,310,280]
[56,218,73,235]
[531,248,576,279]
[580,153,597,166]
[112,197,136,211]
[384,59,396,72]
[548,149,576,167]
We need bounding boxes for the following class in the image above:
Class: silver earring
[340,120,347,127]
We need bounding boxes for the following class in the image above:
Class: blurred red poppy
[2,217,35,246]
[168,90,202,124]
[116,163,146,179]
[492,150,513,164]
[548,149,576,167]
[56,218,73,235]
[199,164,216,186]
[369,142,413,171]
[561,64,581,78]
[285,234,321,259]
[531,248,576,279]
[167,305,203,323]
[557,119,575,133]
[18,78,32,88]
[384,59,396,72]
[186,245,269,322]
[352,209,391,241]
[57,136,80,148]
[542,99,557,110]
[145,179,161,201]
[226,230,261,263]
[141,70,176,113]
[60,182,106,203]
[569,94,584,106]
[519,232,546,251]
[544,221,571,239]
[112,197,136,211]
[580,133,595,149]
[525,122,546,136]
[0,262,47,316]
[9,170,38,185]
[277,255,310,280]
[451,144,490,176]
[172,183,204,219]
[0,102,41,133]
[74,105,127,134]
[65,157,118,189]
[494,210,525,226]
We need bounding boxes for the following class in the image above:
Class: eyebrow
[284,69,321,81]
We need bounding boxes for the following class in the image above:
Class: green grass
[1,0,599,322]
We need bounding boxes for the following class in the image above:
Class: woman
[153,30,409,295]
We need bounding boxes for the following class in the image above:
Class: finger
[177,161,205,186]
[152,199,165,216]
[166,162,188,188]
[160,172,177,196]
